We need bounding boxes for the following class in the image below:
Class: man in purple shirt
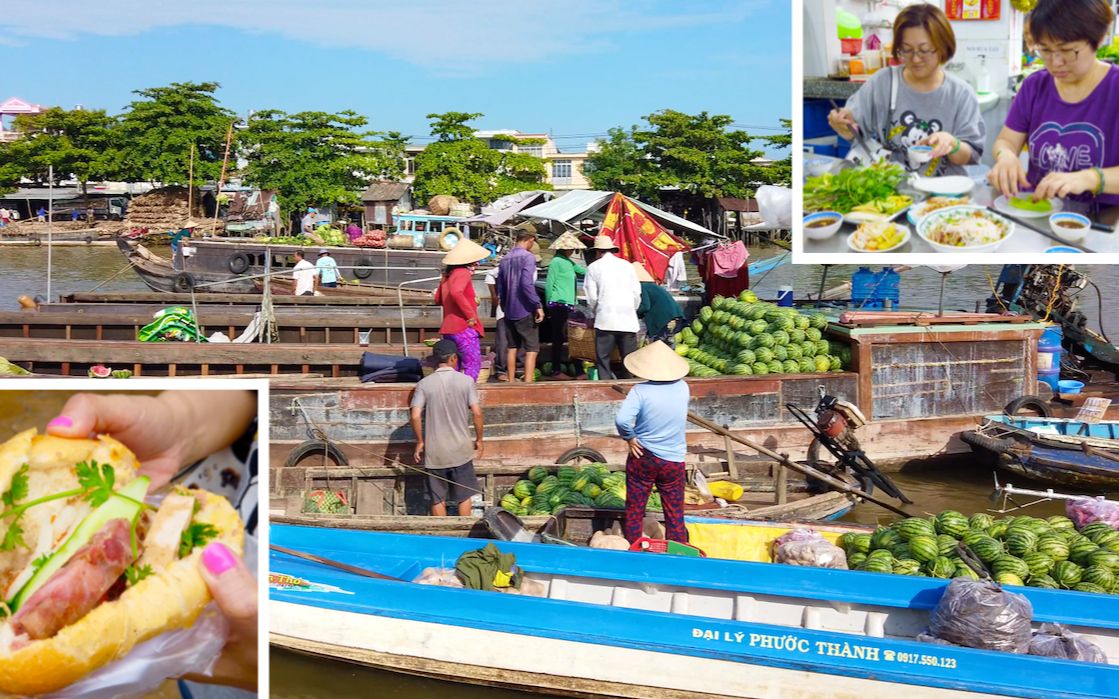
[495,223,544,382]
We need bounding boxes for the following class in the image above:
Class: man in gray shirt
[410,339,484,516]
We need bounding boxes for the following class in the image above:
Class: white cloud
[0,0,769,72]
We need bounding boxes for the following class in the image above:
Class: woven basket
[566,322,620,361]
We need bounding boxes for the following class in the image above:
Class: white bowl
[847,223,910,253]
[911,175,976,197]
[803,211,843,240]
[916,205,1014,253]
[1049,212,1090,243]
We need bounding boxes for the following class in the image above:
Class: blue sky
[1,1,791,155]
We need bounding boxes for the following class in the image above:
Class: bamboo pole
[211,122,235,237]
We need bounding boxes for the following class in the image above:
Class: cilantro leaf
[0,521,26,552]
[125,564,154,586]
[76,460,116,507]
[31,552,50,570]
[1,465,29,507]
[179,522,219,558]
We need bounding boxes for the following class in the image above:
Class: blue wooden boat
[269,524,1119,698]
[962,415,1119,489]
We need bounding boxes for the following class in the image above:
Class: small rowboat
[270,523,1119,699]
[962,415,1119,489]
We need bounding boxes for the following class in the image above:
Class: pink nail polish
[202,542,236,575]
[47,416,73,429]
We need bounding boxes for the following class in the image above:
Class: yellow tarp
[685,522,844,563]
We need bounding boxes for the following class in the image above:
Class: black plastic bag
[1028,623,1108,663]
[928,579,1033,653]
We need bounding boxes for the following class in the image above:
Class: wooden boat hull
[963,416,1119,489]
[269,525,1119,699]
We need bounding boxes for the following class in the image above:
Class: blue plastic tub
[1058,380,1084,395]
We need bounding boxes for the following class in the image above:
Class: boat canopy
[462,190,554,227]
[518,190,720,239]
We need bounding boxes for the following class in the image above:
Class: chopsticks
[829,99,874,159]
[985,206,1098,253]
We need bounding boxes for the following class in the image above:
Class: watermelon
[1005,529,1038,557]
[1069,541,1100,566]
[992,555,1030,580]
[928,556,957,578]
[88,364,112,378]
[751,362,770,376]
[812,356,830,373]
[771,344,788,361]
[1022,551,1054,577]
[782,360,800,374]
[987,520,1010,539]
[801,341,817,357]
[754,347,774,363]
[1087,549,1119,571]
[794,314,811,330]
[771,330,790,346]
[748,320,768,335]
[850,533,872,554]
[1046,515,1075,530]
[1090,529,1119,547]
[528,466,549,484]
[896,517,936,541]
[828,356,843,371]
[954,562,980,580]
[519,496,534,509]
[1028,574,1059,589]
[789,328,806,344]
[754,333,775,349]
[809,313,828,330]
[971,537,1004,563]
[893,559,923,576]
[1079,522,1114,540]
[736,349,757,365]
[738,290,758,303]
[767,360,784,375]
[571,474,590,492]
[1036,535,1070,561]
[935,510,970,538]
[961,529,989,546]
[797,357,815,373]
[995,572,1025,587]
[1052,560,1083,588]
[860,559,893,574]
[847,552,868,568]
[1081,565,1116,590]
[936,534,959,557]
[729,364,753,375]
[699,307,714,323]
[785,343,803,360]
[815,339,831,356]
[110,369,133,379]
[556,468,577,486]
[584,484,602,500]
[805,328,823,342]
[512,480,535,499]
[1073,582,1108,594]
[870,527,900,550]
[890,542,912,560]
[908,535,939,563]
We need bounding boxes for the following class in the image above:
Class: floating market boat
[962,415,1119,489]
[269,524,1119,699]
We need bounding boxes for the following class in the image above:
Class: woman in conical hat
[614,341,691,544]
[435,238,490,381]
[543,232,588,375]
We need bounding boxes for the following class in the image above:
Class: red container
[841,38,863,55]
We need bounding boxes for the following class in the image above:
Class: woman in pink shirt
[434,239,490,380]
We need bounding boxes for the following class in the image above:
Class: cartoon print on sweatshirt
[888,111,945,176]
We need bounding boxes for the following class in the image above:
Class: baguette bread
[0,429,245,695]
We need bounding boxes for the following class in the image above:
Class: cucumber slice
[10,476,150,611]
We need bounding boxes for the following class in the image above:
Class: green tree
[0,107,117,195]
[411,112,550,206]
[116,82,236,185]
[240,109,405,228]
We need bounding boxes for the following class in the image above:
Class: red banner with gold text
[598,193,690,283]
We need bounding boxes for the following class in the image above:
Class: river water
[0,245,1113,696]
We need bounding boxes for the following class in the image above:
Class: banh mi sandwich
[0,429,244,695]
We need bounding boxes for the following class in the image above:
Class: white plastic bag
[755,186,792,229]
[773,528,848,569]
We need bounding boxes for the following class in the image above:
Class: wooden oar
[609,384,910,517]
[270,544,405,582]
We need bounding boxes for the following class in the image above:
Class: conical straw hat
[182,219,203,228]
[549,231,587,250]
[623,340,689,382]
[593,235,619,251]
[442,238,490,266]
[632,261,655,283]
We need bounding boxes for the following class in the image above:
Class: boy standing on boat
[411,339,485,516]
[315,248,342,288]
[585,235,641,379]
[495,223,544,382]
[615,341,690,544]
[292,250,317,296]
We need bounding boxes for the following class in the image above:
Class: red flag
[598,193,690,283]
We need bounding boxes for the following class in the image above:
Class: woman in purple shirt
[989,0,1119,208]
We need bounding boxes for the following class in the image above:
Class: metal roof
[360,181,410,202]
[0,187,82,202]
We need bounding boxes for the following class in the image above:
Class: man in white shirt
[292,249,317,296]
[584,235,641,379]
[665,250,687,292]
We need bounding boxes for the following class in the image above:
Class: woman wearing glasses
[988,0,1118,206]
[827,4,984,176]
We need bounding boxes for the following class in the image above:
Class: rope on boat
[1041,264,1065,322]
[85,261,136,294]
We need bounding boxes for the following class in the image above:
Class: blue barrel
[876,267,901,307]
[851,267,880,309]
[776,286,794,307]
[1038,325,1063,390]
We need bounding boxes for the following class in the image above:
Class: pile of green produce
[674,290,850,378]
[804,162,907,214]
[254,226,350,247]
[1097,44,1119,64]
[499,464,659,516]
[835,509,1119,595]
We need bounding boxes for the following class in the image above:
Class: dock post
[723,434,739,481]
[775,459,788,505]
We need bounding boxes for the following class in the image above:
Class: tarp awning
[518,190,719,239]
[463,190,553,226]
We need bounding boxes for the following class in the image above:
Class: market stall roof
[517,190,719,238]
[462,190,553,227]
[0,187,82,202]
[360,181,411,202]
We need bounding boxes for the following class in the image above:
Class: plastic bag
[772,528,848,569]
[1066,497,1119,529]
[45,605,228,699]
[414,567,464,588]
[755,185,792,229]
[928,579,1033,653]
[1028,623,1108,663]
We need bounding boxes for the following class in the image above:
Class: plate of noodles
[907,196,971,225]
[916,206,1014,253]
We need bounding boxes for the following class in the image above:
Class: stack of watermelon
[832,509,1119,595]
[498,464,659,516]
[674,291,851,378]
